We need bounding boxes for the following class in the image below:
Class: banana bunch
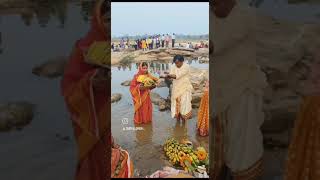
[85,41,110,68]
[163,138,181,165]
[137,75,156,87]
[163,138,200,167]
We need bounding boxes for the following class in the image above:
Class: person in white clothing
[210,0,267,180]
[172,33,176,48]
[162,55,193,121]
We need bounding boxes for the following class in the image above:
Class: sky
[111,2,209,37]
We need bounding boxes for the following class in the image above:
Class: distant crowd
[111,33,208,52]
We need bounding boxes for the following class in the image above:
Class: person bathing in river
[162,55,193,121]
[130,62,159,124]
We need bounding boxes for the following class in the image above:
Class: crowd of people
[112,33,176,51]
[111,33,209,52]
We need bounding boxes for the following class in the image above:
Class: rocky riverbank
[112,48,209,65]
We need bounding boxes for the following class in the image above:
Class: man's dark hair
[173,55,184,63]
[141,62,148,67]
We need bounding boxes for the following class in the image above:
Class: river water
[0,0,319,179]
[111,60,209,177]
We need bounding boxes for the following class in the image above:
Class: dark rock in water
[150,92,169,111]
[192,93,203,104]
[158,100,169,111]
[55,133,71,141]
[111,93,122,103]
[262,89,301,134]
[0,101,35,132]
[121,80,132,86]
[32,57,67,79]
[150,92,163,105]
[157,80,168,88]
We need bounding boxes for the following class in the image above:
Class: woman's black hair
[141,62,148,67]
[173,55,184,63]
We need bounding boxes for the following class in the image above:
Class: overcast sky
[111,2,209,37]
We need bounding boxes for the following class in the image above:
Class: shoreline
[111,47,209,66]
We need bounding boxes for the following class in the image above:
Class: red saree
[130,66,157,124]
[61,1,111,179]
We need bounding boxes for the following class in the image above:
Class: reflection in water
[1,0,94,28]
[135,124,153,146]
[174,120,188,140]
[118,61,172,75]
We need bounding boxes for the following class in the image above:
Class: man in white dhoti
[164,55,194,121]
[209,0,268,180]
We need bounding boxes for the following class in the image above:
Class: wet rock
[262,89,301,133]
[111,93,122,103]
[156,79,168,88]
[55,133,71,141]
[190,67,208,91]
[0,101,35,132]
[32,56,67,79]
[121,80,131,86]
[192,92,203,104]
[150,92,169,111]
[150,92,163,105]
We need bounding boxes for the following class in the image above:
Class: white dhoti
[171,90,192,119]
[169,63,194,119]
[226,90,263,173]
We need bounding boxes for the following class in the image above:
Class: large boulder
[32,56,67,79]
[111,93,122,103]
[0,101,35,132]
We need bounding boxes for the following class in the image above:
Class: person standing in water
[163,55,193,121]
[130,62,158,124]
[210,0,267,179]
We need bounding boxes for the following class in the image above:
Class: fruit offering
[137,75,157,87]
[163,138,208,173]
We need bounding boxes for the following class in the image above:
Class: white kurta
[169,63,194,118]
[210,4,267,174]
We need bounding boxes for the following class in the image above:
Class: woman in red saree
[130,62,158,124]
[61,1,133,179]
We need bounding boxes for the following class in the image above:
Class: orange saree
[284,53,320,180]
[197,83,209,136]
[130,65,157,124]
[284,96,320,180]
[61,1,130,179]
